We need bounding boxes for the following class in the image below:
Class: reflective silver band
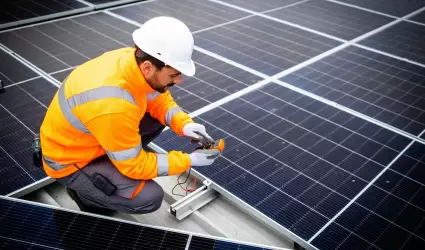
[58,79,137,136]
[68,86,137,109]
[147,91,160,101]
[58,80,91,135]
[165,107,182,126]
[106,142,142,161]
[157,154,169,176]
[43,155,69,170]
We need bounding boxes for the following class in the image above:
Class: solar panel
[0,0,92,30]
[358,21,425,65]
[109,0,251,32]
[279,45,425,137]
[194,15,342,76]
[333,0,425,17]
[0,196,278,250]
[152,81,419,247]
[409,10,425,24]
[265,0,395,40]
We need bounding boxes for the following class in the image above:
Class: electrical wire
[172,167,197,197]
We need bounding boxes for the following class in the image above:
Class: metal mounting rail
[169,179,218,220]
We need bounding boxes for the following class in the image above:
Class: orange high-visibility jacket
[40,47,194,181]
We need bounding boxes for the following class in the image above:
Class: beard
[156,82,175,93]
[146,75,175,93]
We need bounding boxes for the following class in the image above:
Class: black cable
[172,167,192,197]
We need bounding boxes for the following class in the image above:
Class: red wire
[181,177,197,192]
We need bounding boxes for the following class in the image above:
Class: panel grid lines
[249,86,405,166]
[155,112,422,247]
[218,16,337,54]
[333,165,424,249]
[197,105,425,205]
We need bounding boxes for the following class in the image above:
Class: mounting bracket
[169,179,218,220]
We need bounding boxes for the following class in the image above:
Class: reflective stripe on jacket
[40,47,193,180]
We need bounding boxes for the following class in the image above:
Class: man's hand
[189,148,221,166]
[182,123,214,145]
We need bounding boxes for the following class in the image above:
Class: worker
[38,16,222,216]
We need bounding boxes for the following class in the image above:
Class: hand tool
[190,131,225,153]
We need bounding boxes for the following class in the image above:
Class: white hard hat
[132,16,196,76]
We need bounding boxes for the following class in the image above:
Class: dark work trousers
[56,112,166,214]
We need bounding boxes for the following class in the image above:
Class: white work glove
[182,123,214,144]
[189,148,221,166]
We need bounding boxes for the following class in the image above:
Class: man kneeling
[38,16,221,216]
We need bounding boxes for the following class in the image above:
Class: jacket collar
[120,48,156,94]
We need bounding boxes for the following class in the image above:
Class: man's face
[140,61,182,93]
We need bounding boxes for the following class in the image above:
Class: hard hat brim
[176,59,196,77]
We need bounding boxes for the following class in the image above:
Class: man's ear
[139,61,154,77]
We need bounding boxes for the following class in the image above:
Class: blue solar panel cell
[280,45,425,137]
[335,0,425,17]
[110,0,250,32]
[265,0,395,40]
[359,21,425,65]
[194,15,342,76]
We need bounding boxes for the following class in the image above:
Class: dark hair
[135,45,168,70]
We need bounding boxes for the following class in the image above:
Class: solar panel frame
[82,0,146,9]
[0,195,280,250]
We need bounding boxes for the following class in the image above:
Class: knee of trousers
[123,180,164,214]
